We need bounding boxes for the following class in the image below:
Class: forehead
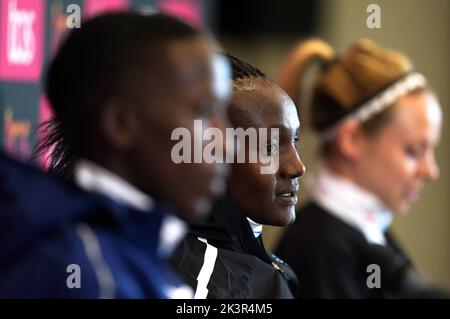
[230,77,299,131]
[388,91,442,141]
[164,37,213,84]
[129,37,214,102]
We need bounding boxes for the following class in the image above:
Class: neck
[84,152,139,192]
[324,157,364,191]
[312,165,393,245]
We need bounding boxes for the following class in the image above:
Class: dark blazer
[275,201,417,299]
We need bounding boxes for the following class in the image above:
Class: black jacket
[170,195,298,298]
[275,201,421,299]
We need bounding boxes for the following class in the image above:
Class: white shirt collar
[311,167,393,245]
[75,159,154,212]
[74,159,187,259]
[247,217,263,238]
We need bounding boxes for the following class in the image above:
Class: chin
[272,209,296,227]
[389,199,410,215]
[396,203,411,215]
[286,209,296,225]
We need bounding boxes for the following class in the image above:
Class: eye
[266,141,279,156]
[194,101,212,117]
[405,146,423,158]
[294,136,300,144]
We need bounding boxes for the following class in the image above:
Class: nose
[420,151,440,181]
[280,144,306,179]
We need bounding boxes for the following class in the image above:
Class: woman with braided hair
[275,39,444,298]
[170,54,305,298]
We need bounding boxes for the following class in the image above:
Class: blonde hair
[277,38,414,134]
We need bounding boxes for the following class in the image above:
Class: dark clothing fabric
[275,201,416,299]
[170,195,298,298]
[0,152,185,298]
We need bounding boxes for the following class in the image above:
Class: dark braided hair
[223,53,270,81]
[32,12,200,180]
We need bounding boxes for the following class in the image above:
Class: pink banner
[0,0,44,82]
[84,0,129,19]
[158,0,202,29]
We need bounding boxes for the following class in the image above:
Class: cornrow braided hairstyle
[223,53,269,81]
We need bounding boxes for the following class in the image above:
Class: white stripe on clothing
[193,237,218,299]
[76,223,116,299]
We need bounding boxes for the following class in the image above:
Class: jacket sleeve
[0,225,102,298]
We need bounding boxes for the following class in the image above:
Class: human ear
[335,120,365,161]
[100,99,139,151]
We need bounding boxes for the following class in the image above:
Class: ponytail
[276,38,335,105]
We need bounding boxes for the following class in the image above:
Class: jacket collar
[312,167,393,245]
[75,159,154,212]
[74,159,186,259]
[190,194,272,264]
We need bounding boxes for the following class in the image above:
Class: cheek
[167,163,218,210]
[252,163,276,197]
[383,147,418,181]
[231,164,275,202]
[371,147,418,200]
[366,140,403,176]
[357,143,398,195]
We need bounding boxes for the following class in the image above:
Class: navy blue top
[0,152,186,298]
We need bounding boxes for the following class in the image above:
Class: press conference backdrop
[0,0,208,164]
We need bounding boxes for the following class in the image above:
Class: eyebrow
[269,124,301,133]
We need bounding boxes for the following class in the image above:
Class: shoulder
[0,223,101,298]
[0,212,178,298]
[278,201,366,252]
[171,234,294,298]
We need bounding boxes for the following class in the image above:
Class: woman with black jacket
[170,54,306,298]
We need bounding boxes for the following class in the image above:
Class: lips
[275,187,299,206]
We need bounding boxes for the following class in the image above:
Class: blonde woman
[275,39,444,298]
